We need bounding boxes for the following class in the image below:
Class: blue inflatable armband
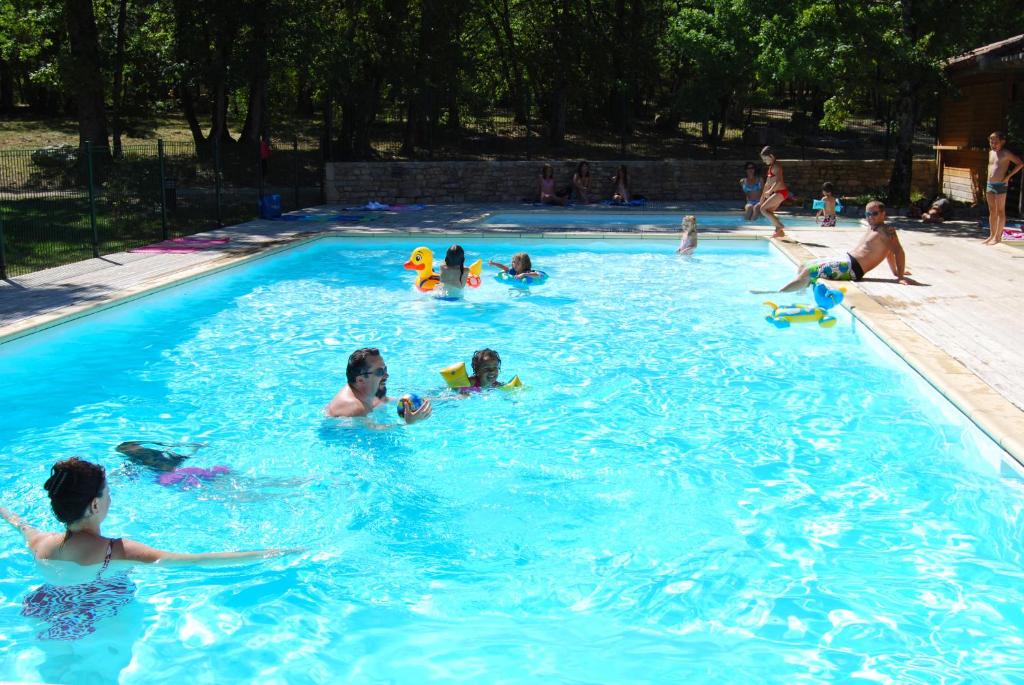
[812,198,843,212]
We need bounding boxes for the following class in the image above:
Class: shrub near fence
[0,139,324,279]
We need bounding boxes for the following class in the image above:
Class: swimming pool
[481,211,862,229]
[1,237,1022,682]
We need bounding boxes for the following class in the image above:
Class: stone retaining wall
[326,159,937,205]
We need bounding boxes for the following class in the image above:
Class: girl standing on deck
[758,147,790,238]
[740,162,762,221]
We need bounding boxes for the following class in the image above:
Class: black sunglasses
[865,210,882,217]
[359,366,388,378]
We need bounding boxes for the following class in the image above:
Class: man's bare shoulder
[870,223,898,240]
[325,387,369,418]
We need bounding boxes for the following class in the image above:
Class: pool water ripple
[2,238,1024,682]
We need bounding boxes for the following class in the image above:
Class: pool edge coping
[4,226,1023,472]
[770,238,1024,473]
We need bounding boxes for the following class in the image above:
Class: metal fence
[0,138,323,278]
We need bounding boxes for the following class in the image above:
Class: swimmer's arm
[887,231,907,281]
[488,260,510,272]
[120,539,299,567]
[0,506,43,542]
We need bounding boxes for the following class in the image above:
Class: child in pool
[462,349,504,393]
[816,182,839,227]
[438,244,469,295]
[489,252,542,280]
[677,215,698,255]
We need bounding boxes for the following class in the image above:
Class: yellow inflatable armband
[440,362,471,389]
[441,362,523,390]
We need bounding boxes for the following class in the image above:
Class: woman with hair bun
[1,457,291,639]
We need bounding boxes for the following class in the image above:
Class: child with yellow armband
[440,349,522,394]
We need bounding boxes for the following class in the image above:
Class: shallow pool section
[481,211,862,229]
[2,237,1023,682]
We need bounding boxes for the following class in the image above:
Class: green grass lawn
[0,191,259,277]
[0,112,323,150]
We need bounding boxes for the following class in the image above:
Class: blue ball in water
[396,393,423,418]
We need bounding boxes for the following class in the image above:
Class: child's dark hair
[822,182,835,194]
[445,244,465,280]
[744,161,758,172]
[576,160,590,176]
[471,348,501,375]
[513,252,532,271]
[44,457,106,527]
[542,164,554,179]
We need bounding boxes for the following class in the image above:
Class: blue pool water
[1,237,1023,682]
[481,211,862,229]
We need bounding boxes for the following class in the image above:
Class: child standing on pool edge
[489,252,542,280]
[758,146,791,239]
[816,182,839,227]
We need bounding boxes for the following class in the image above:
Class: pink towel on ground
[130,237,230,254]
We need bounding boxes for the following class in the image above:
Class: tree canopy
[1,0,1022,199]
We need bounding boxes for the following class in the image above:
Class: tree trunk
[887,83,917,205]
[63,0,109,150]
[0,58,14,114]
[240,0,268,145]
[179,82,206,148]
[111,0,128,157]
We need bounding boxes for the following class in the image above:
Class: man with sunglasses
[325,347,432,423]
[753,200,911,293]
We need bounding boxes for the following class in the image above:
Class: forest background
[1,0,1023,202]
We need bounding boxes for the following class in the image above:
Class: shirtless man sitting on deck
[752,200,913,293]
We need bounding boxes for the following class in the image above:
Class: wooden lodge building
[936,34,1024,213]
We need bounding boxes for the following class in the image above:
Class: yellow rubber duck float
[403,246,483,292]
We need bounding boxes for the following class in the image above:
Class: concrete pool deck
[2,202,1023,467]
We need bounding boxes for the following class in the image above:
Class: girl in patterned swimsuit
[1,457,292,640]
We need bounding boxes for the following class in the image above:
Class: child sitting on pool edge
[489,252,542,280]
[677,215,697,255]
